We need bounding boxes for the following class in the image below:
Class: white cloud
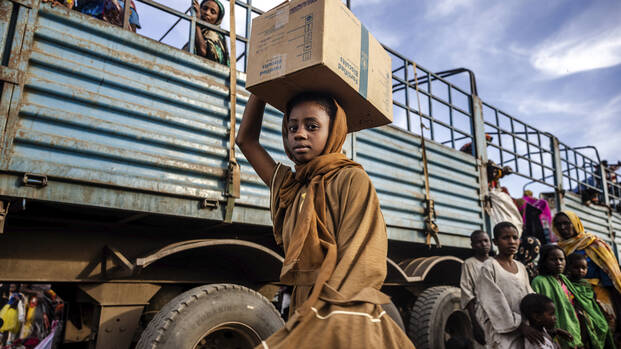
[579,94,621,161]
[515,98,589,116]
[426,0,473,17]
[510,94,621,164]
[531,27,621,77]
[528,2,621,77]
[351,0,383,7]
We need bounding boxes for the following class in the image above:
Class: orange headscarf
[272,99,361,323]
[553,210,621,293]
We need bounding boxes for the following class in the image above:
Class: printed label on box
[259,55,286,77]
[287,14,314,61]
[289,0,318,15]
[338,56,359,86]
[274,7,288,29]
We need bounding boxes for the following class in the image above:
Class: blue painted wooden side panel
[0,4,483,249]
[565,192,613,245]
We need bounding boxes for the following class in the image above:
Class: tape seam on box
[359,24,369,98]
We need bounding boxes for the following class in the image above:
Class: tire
[136,284,284,349]
[382,302,405,331]
[408,286,472,349]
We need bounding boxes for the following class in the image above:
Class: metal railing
[606,166,621,210]
[559,142,603,197]
[120,0,263,71]
[481,102,556,188]
[99,0,618,212]
[387,46,475,153]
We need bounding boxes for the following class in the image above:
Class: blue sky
[135,0,621,197]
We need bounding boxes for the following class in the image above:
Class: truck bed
[0,4,483,250]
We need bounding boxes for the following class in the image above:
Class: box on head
[246,0,393,132]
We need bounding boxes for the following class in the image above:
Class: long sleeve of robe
[460,257,485,309]
[476,258,533,348]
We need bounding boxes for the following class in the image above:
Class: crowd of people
[41,0,230,66]
[0,284,63,349]
[460,212,621,349]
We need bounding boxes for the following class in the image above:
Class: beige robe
[460,256,486,309]
[259,163,415,349]
[476,258,533,349]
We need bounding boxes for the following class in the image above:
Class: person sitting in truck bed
[183,0,230,66]
[41,0,74,9]
[77,0,142,32]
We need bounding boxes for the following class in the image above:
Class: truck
[1,1,620,348]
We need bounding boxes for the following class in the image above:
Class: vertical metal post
[122,0,131,30]
[551,136,564,213]
[189,1,197,55]
[600,163,611,207]
[224,0,240,223]
[448,85,455,149]
[427,72,433,140]
[472,95,491,235]
[600,162,616,253]
[346,0,351,9]
[344,133,357,162]
[245,0,252,71]
[404,60,411,131]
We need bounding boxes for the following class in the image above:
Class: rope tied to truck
[412,63,441,248]
[224,0,240,223]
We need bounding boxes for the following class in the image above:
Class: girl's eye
[307,124,319,131]
[288,126,297,132]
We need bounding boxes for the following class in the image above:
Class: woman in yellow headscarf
[553,210,621,343]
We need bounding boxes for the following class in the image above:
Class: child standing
[476,221,541,348]
[521,293,573,349]
[531,245,583,348]
[565,252,616,349]
[236,93,414,348]
[460,230,491,346]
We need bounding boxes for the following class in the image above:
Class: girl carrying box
[236,93,414,348]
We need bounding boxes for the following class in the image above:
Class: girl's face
[554,214,576,239]
[544,249,566,275]
[200,1,220,24]
[493,227,519,256]
[286,101,331,164]
[568,258,588,280]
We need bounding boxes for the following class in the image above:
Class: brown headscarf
[272,99,361,320]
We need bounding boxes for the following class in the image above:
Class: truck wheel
[408,286,472,349]
[382,302,405,331]
[136,284,284,349]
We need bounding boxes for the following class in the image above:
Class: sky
[134,0,621,198]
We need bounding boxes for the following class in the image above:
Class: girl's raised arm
[236,94,277,185]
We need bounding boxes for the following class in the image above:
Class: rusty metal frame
[0,200,9,233]
[102,245,136,279]
[135,238,283,269]
[0,0,39,170]
[0,66,22,84]
[7,0,35,9]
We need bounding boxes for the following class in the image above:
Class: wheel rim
[193,322,262,349]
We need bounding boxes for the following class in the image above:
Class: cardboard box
[246,0,393,132]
